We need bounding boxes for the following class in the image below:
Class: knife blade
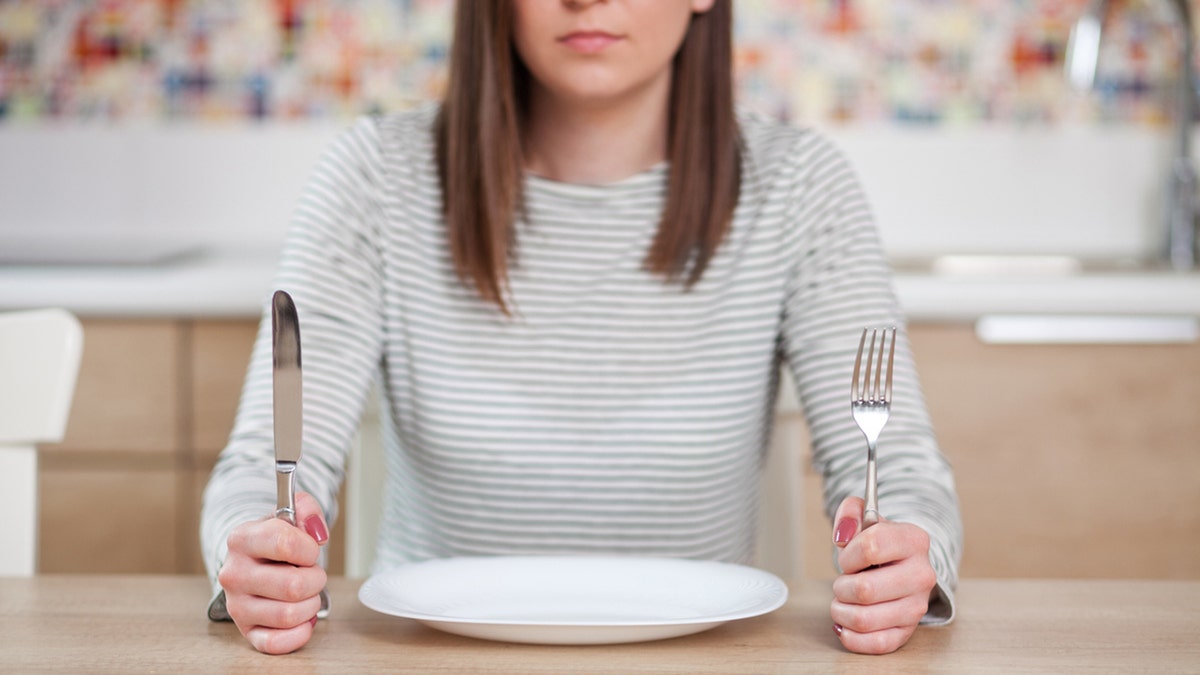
[271,289,303,525]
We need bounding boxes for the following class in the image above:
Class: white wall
[827,125,1170,260]
[0,124,343,257]
[0,124,1180,262]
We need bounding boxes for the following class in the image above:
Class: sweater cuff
[921,577,956,626]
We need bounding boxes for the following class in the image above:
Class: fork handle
[863,455,880,529]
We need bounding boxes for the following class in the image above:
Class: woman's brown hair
[435,1,741,313]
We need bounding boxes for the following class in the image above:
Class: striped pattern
[201,107,961,623]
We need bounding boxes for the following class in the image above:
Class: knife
[271,290,331,618]
[208,290,329,621]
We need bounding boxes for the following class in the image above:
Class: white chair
[0,308,83,576]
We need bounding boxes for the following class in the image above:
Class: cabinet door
[46,320,181,454]
[190,320,260,466]
[39,462,179,573]
[910,323,1200,579]
[38,320,183,573]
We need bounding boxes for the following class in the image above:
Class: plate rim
[357,554,790,628]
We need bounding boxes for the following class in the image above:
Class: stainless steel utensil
[271,290,330,618]
[206,290,331,622]
[850,327,896,529]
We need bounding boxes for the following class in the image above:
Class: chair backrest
[0,308,83,576]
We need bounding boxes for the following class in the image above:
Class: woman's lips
[559,31,622,54]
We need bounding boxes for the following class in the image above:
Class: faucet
[1066,0,1198,270]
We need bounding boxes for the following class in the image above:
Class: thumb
[295,491,329,545]
[832,496,865,548]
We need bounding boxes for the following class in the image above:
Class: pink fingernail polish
[834,518,857,545]
[310,616,318,628]
[304,515,329,544]
[833,623,844,636]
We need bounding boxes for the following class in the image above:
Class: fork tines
[852,327,897,405]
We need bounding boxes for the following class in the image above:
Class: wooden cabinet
[38,318,345,576]
[39,463,180,573]
[908,323,1200,579]
[190,321,260,465]
[38,320,184,573]
[50,320,181,454]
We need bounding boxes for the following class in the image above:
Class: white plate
[358,555,789,645]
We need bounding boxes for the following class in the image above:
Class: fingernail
[310,615,319,628]
[833,623,844,636]
[304,515,329,544]
[834,517,858,545]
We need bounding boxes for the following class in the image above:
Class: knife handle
[272,461,331,619]
[275,462,297,526]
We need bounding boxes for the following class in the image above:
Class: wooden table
[1,576,1197,673]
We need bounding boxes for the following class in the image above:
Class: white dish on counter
[358,555,789,645]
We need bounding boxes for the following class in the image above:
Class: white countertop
[1,249,1197,321]
[892,272,1200,321]
[0,249,278,318]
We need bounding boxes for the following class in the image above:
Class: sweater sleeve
[776,130,962,625]
[200,117,388,609]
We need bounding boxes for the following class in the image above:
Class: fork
[851,327,896,529]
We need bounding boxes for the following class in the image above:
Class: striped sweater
[201,106,962,623]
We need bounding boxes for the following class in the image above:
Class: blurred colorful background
[0,0,1190,126]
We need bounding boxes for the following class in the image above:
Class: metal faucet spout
[1066,0,1198,270]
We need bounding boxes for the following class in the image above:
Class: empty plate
[358,555,789,645]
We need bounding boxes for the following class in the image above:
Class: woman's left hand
[829,496,937,655]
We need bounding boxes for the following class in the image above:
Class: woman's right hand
[217,491,330,654]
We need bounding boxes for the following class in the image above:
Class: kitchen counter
[892,269,1200,321]
[0,576,1196,672]
[0,248,278,318]
[2,248,1199,320]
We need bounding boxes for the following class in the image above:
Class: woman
[202,0,961,656]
